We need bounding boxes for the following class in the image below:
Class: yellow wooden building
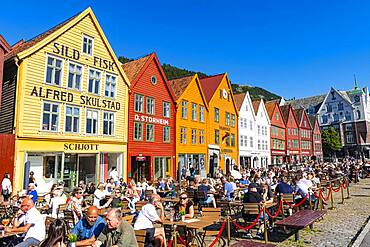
[169,74,209,178]
[200,73,239,176]
[1,8,130,192]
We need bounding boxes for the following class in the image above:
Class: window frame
[146,97,155,115]
[134,94,144,113]
[85,108,99,135]
[163,126,170,143]
[41,101,60,132]
[191,129,197,144]
[133,121,144,141]
[163,101,171,118]
[88,68,102,95]
[146,124,155,142]
[65,105,80,133]
[104,73,117,99]
[181,101,188,119]
[67,60,83,91]
[82,34,94,56]
[103,111,115,136]
[44,54,64,87]
[191,103,197,121]
[214,108,219,122]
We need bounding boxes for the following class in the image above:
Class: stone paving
[226,178,370,247]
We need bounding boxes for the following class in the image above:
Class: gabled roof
[287,94,326,111]
[234,93,246,111]
[199,73,225,103]
[169,75,194,100]
[0,35,11,53]
[3,7,130,87]
[252,100,260,114]
[121,52,176,103]
[293,108,312,129]
[121,54,151,83]
[280,105,290,124]
[265,101,277,119]
[308,115,318,129]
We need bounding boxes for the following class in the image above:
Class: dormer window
[82,34,94,56]
[331,91,336,100]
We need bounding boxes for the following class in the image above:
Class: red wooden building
[0,35,10,111]
[281,104,300,163]
[122,53,176,182]
[309,115,323,162]
[265,101,286,165]
[294,108,313,161]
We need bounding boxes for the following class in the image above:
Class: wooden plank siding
[0,61,17,133]
[0,134,15,180]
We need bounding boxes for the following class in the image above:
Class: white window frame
[181,101,188,119]
[199,130,204,144]
[134,94,144,113]
[146,124,155,142]
[88,68,101,95]
[41,101,60,132]
[163,102,170,118]
[180,127,187,144]
[134,122,143,141]
[85,108,99,135]
[65,105,80,133]
[199,106,205,123]
[44,54,64,86]
[191,103,197,121]
[103,111,115,136]
[104,73,117,98]
[67,61,83,91]
[82,34,94,56]
[163,126,170,143]
[191,129,197,144]
[146,97,155,115]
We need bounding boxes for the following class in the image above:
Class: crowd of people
[0,158,368,246]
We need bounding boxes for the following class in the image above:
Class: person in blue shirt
[274,176,294,195]
[27,183,38,203]
[222,177,235,201]
[72,206,106,246]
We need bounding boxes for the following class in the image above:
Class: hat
[248,183,258,189]
[18,191,27,197]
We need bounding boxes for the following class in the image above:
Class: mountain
[118,56,280,100]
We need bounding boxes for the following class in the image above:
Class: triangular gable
[123,52,176,103]
[258,100,271,125]
[281,105,299,127]
[0,35,11,53]
[317,87,354,113]
[8,7,130,87]
[243,92,256,121]
[213,73,239,116]
[299,110,313,129]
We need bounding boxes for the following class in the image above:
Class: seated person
[274,176,293,196]
[261,183,274,204]
[40,219,67,247]
[197,179,216,208]
[95,208,137,247]
[242,183,266,240]
[4,198,46,247]
[110,189,124,208]
[27,183,38,203]
[174,192,194,219]
[72,206,106,246]
[134,194,165,247]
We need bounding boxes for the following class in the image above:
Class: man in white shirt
[5,198,46,247]
[134,194,164,247]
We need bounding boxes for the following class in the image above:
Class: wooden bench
[230,240,276,246]
[135,229,146,247]
[275,209,326,241]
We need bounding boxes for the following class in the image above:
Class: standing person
[40,219,67,247]
[72,206,106,246]
[1,173,12,202]
[5,198,46,247]
[27,183,38,203]
[109,167,119,186]
[95,208,137,247]
[29,171,37,185]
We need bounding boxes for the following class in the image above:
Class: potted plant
[179,209,186,221]
[68,233,77,247]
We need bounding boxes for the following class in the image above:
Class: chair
[63,210,75,232]
[135,201,147,212]
[57,204,67,218]
[135,229,147,247]
[45,216,55,234]
[279,193,295,216]
[144,190,153,200]
[123,214,135,225]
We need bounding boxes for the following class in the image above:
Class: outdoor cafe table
[163,216,222,246]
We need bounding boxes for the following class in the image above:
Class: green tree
[321,127,342,160]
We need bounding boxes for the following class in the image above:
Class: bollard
[340,181,344,204]
[346,178,350,199]
[319,189,324,210]
[227,215,231,246]
[308,191,313,209]
[263,204,268,244]
[173,224,177,247]
[328,183,335,210]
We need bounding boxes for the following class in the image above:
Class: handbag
[2,188,9,196]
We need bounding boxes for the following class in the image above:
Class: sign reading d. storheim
[134,114,169,125]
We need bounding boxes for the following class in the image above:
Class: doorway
[78,155,97,185]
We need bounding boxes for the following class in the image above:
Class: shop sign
[64,143,99,151]
[53,42,115,72]
[134,114,169,125]
[272,150,285,155]
[221,148,233,153]
[220,126,230,131]
[30,86,120,110]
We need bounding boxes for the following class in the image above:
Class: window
[357,110,361,119]
[250,136,253,148]
[250,121,253,131]
[214,108,219,122]
[67,62,82,90]
[180,127,187,144]
[146,97,155,115]
[103,111,114,135]
[333,113,339,122]
[231,134,235,147]
[163,102,170,118]
[199,130,205,144]
[338,102,344,111]
[287,128,290,136]
[181,101,188,119]
[199,106,205,122]
[191,103,197,121]
[322,115,328,124]
[226,112,230,126]
[303,120,307,127]
[244,136,248,147]
[105,74,117,98]
[215,129,219,144]
[231,114,235,127]
[65,105,79,133]
[225,134,230,146]
[326,104,332,112]
[134,94,144,113]
[240,136,244,146]
[258,125,261,135]
[163,126,170,142]
[42,102,59,131]
[345,112,351,121]
[88,69,101,94]
[86,109,98,134]
[258,140,261,150]
[275,113,279,120]
[82,34,93,55]
[45,56,63,86]
[191,129,197,144]
[134,122,143,140]
[146,124,154,142]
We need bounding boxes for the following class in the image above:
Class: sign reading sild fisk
[30,86,120,110]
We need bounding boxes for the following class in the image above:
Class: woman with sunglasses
[67,187,84,222]
[175,192,194,218]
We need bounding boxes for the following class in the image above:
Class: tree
[321,127,342,160]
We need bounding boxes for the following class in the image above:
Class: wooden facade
[0,8,130,191]
[281,105,300,163]
[294,109,313,161]
[122,53,176,181]
[169,74,209,178]
[309,115,323,161]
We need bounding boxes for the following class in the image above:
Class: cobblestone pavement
[225,178,370,247]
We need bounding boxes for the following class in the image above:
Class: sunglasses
[180,197,187,200]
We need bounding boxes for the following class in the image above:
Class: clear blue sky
[1,0,370,99]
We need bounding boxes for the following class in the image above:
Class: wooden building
[200,73,238,176]
[122,53,176,181]
[294,108,313,162]
[0,8,130,192]
[281,104,300,163]
[309,115,323,162]
[265,101,286,165]
[169,74,209,178]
